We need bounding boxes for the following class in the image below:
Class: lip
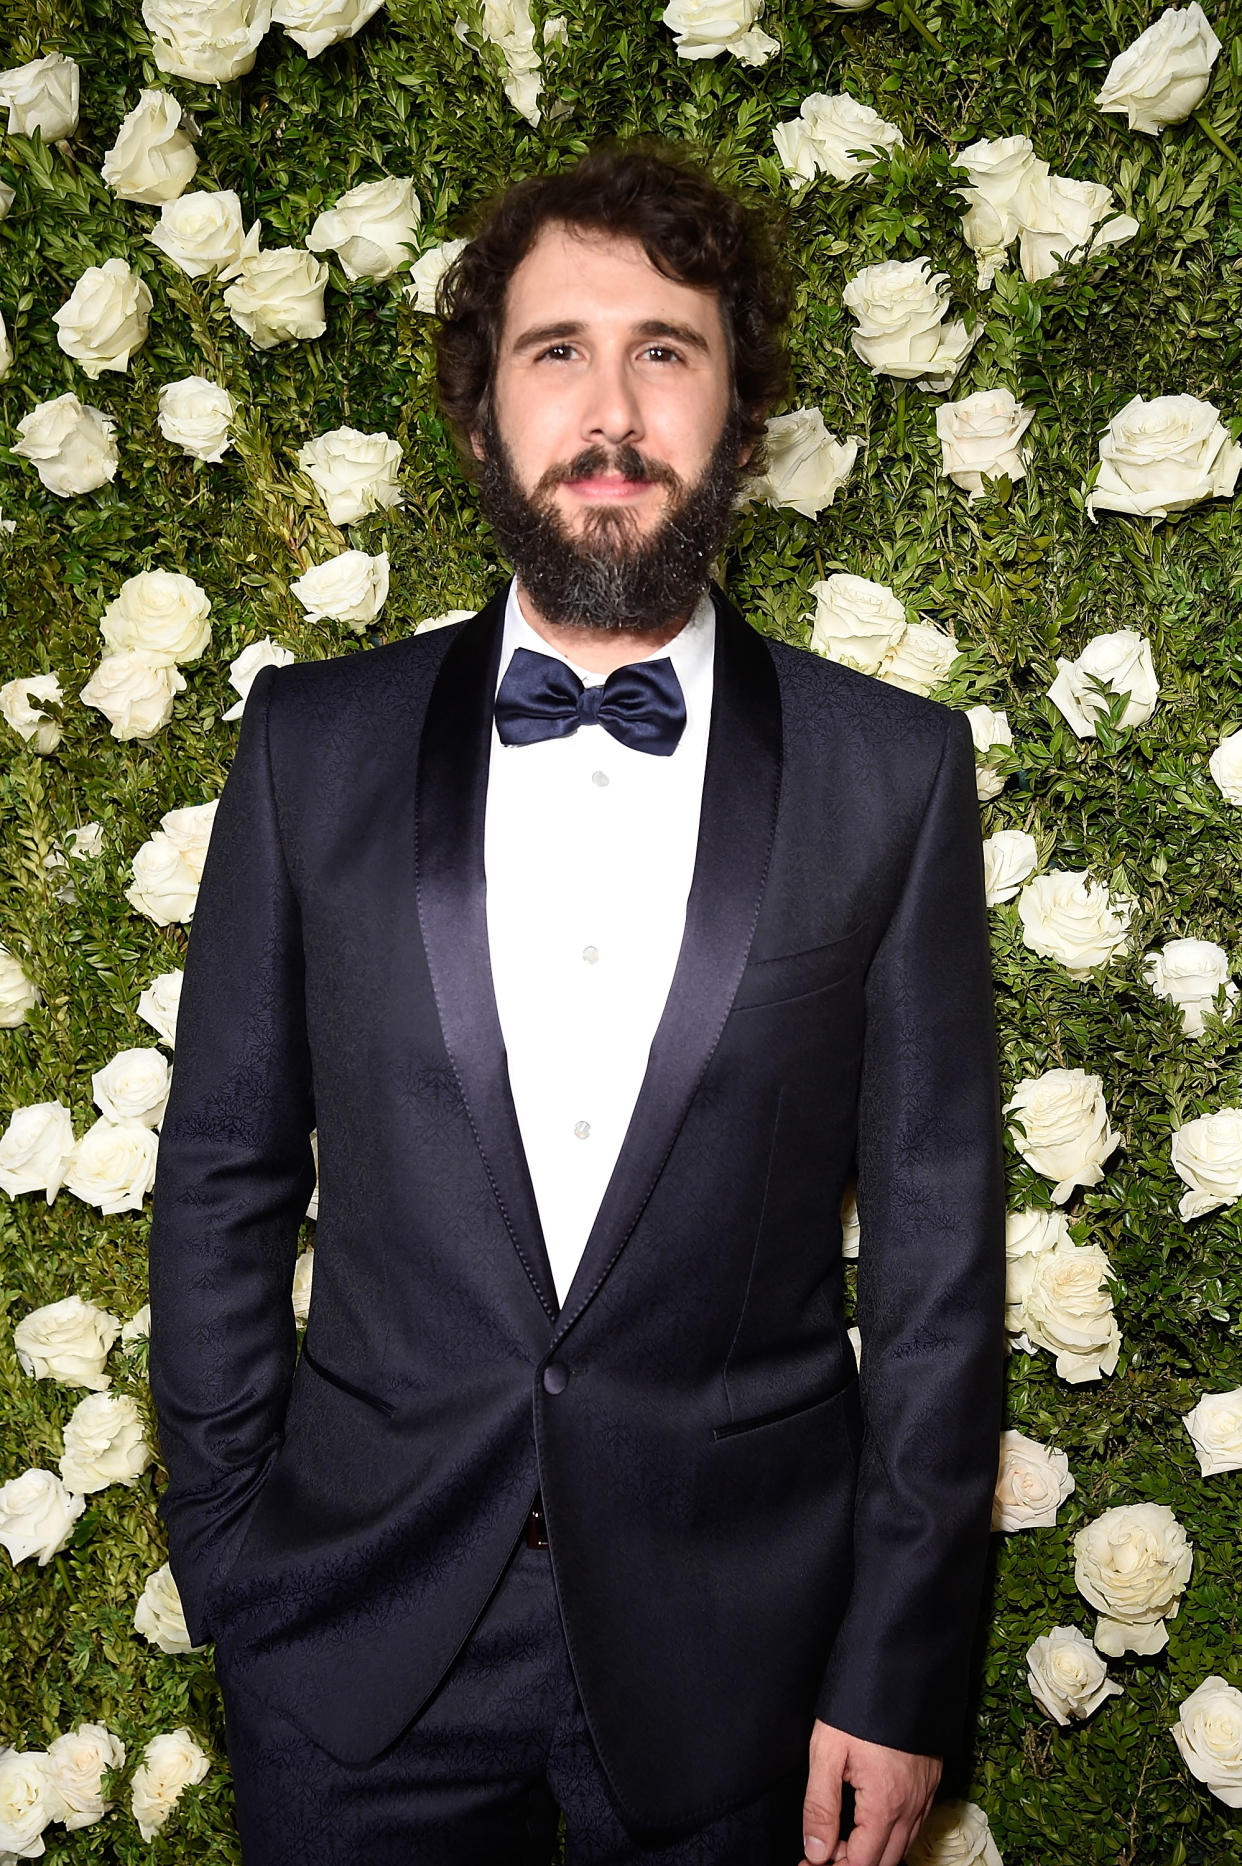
[563,477,654,500]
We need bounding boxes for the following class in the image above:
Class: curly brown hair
[433,137,793,475]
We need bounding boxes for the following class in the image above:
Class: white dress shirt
[483,577,716,1306]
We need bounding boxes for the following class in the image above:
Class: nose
[581,350,643,450]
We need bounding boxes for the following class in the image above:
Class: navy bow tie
[493,646,687,756]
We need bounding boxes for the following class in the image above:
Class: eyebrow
[507,318,713,358]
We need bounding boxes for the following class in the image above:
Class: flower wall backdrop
[0,0,1241,1860]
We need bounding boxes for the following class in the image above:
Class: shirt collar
[496,575,716,694]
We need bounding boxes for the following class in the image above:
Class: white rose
[1084,393,1242,523]
[1047,627,1160,736]
[1209,726,1242,804]
[92,1047,171,1127]
[773,92,903,185]
[966,704,1013,801]
[293,1243,315,1321]
[100,89,198,206]
[129,1728,210,1841]
[0,1749,68,1857]
[1170,1106,1242,1220]
[1172,1676,1242,1807]
[221,637,296,719]
[806,572,907,675]
[149,187,261,280]
[745,409,860,518]
[122,1301,151,1342]
[125,822,205,925]
[12,392,119,496]
[296,425,404,524]
[306,1126,320,1218]
[1004,1206,1072,1345]
[955,134,1048,285]
[1027,1625,1123,1725]
[0,1468,86,1566]
[842,256,980,393]
[1,673,62,753]
[157,376,235,461]
[144,0,274,86]
[46,1723,125,1831]
[54,258,152,378]
[272,0,388,57]
[0,1101,77,1201]
[936,389,1034,499]
[406,236,467,313]
[291,548,390,627]
[1144,937,1237,1036]
[137,969,182,1047]
[14,1293,121,1387]
[307,176,421,281]
[906,1799,1003,1866]
[1016,870,1136,976]
[100,569,212,666]
[982,830,1037,908]
[135,1561,197,1653]
[0,179,14,218]
[0,308,12,379]
[80,652,188,742]
[223,247,329,348]
[0,52,79,141]
[847,1324,862,1367]
[660,0,780,66]
[1016,171,1138,284]
[0,944,39,1026]
[840,1182,859,1259]
[1096,2,1223,135]
[415,608,476,633]
[59,1389,153,1493]
[993,1428,1075,1531]
[877,619,959,696]
[63,1116,159,1214]
[1003,1066,1121,1203]
[1074,1501,1193,1655]
[1021,1239,1121,1382]
[1183,1387,1242,1476]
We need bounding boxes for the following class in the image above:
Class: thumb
[802,1776,842,1865]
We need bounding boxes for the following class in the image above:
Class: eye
[534,343,577,362]
[642,345,683,364]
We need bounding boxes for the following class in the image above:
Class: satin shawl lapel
[552,585,782,1336]
[414,586,562,1329]
[414,582,783,1340]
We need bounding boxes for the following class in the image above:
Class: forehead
[499,221,725,351]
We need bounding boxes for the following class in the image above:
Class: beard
[475,403,749,632]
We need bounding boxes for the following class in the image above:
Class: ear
[469,429,486,463]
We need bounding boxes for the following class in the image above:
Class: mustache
[535,445,682,496]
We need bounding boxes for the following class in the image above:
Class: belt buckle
[526,1493,549,1548]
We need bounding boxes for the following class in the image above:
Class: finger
[801,1763,843,1865]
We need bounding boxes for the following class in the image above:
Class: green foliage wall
[1,0,1241,1860]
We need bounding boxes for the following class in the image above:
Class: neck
[514,578,696,674]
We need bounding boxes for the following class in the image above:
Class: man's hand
[799,1719,941,1866]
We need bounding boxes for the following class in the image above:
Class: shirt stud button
[582,945,599,964]
[591,769,610,787]
[573,1119,591,1139]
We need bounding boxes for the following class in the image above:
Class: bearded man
[148,139,1005,1866]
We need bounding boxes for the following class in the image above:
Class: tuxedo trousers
[214,1529,809,1865]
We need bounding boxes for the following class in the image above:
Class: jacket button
[543,1363,569,1394]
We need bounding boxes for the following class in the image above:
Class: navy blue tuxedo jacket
[147,580,1006,1833]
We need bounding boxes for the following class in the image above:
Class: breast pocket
[732,921,869,1011]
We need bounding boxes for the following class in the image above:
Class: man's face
[470,220,753,631]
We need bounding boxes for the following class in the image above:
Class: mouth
[562,475,656,501]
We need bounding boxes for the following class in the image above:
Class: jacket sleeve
[815,707,1006,1757]
[146,662,316,1646]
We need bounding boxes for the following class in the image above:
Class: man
[147,141,1006,1866]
